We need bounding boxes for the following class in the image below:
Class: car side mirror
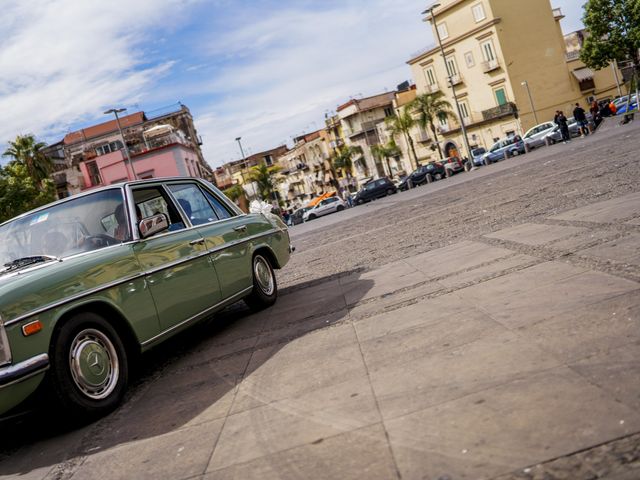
[139,213,169,239]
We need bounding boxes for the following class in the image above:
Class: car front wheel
[48,312,128,419]
[245,253,278,310]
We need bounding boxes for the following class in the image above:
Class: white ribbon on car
[249,200,273,215]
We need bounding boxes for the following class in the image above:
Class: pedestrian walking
[609,100,617,116]
[555,110,570,143]
[573,103,589,137]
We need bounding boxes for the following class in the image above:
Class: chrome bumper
[0,354,49,389]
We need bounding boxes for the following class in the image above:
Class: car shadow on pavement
[0,269,373,477]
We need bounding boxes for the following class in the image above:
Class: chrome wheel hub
[69,328,119,400]
[254,256,275,296]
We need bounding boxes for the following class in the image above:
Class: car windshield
[0,189,127,270]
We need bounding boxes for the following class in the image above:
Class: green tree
[0,162,56,223]
[2,134,52,184]
[371,140,401,177]
[580,0,640,72]
[332,145,363,178]
[223,184,245,202]
[385,107,418,170]
[247,163,281,201]
[410,92,455,160]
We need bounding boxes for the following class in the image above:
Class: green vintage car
[0,177,291,418]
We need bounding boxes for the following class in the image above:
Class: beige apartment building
[407,0,618,158]
[275,130,336,210]
[337,92,396,185]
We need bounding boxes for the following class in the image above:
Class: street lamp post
[521,80,539,125]
[104,108,137,180]
[423,3,472,166]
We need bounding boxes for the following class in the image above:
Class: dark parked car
[354,178,397,204]
[288,207,309,226]
[398,163,446,190]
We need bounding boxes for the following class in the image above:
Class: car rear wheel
[386,188,394,196]
[337,205,344,211]
[308,214,316,220]
[357,198,364,205]
[48,312,128,419]
[434,172,443,180]
[245,253,278,310]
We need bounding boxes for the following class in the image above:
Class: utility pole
[423,3,472,165]
[104,108,137,180]
[521,80,539,125]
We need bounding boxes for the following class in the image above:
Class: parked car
[303,196,346,221]
[353,177,397,204]
[0,178,292,419]
[442,156,465,176]
[482,135,526,164]
[613,94,638,111]
[522,122,556,149]
[288,207,309,226]
[398,163,446,190]
[471,147,487,167]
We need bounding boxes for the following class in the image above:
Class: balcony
[448,74,463,86]
[565,50,580,61]
[481,102,518,121]
[481,59,500,73]
[425,83,440,94]
[415,129,431,143]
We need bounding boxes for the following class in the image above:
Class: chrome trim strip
[0,354,50,389]
[143,249,212,276]
[3,272,146,327]
[141,286,253,347]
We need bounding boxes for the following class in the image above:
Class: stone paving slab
[484,223,587,246]
[385,366,640,480]
[203,424,398,480]
[577,232,640,266]
[438,254,538,289]
[550,191,640,223]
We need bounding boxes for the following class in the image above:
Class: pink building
[80,141,203,189]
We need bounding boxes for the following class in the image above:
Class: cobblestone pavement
[0,120,638,480]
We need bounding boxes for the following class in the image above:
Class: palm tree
[2,134,51,184]
[247,163,281,202]
[371,140,401,177]
[409,92,455,160]
[385,107,418,170]
[332,145,362,178]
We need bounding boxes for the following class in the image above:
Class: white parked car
[303,196,346,221]
[522,122,556,149]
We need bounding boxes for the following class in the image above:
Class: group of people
[552,98,617,143]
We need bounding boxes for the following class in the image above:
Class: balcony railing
[481,102,518,121]
[448,74,463,86]
[481,59,500,73]
[565,50,580,61]
[425,83,440,94]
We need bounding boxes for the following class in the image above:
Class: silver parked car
[522,122,556,149]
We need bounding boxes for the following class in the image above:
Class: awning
[307,191,336,207]
[572,67,594,82]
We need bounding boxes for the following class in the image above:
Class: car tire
[434,172,443,180]
[244,253,278,311]
[308,214,316,220]
[511,149,520,156]
[386,188,394,196]
[336,205,344,211]
[357,198,364,205]
[48,312,129,420]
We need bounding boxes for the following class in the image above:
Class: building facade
[406,0,615,158]
[43,105,211,197]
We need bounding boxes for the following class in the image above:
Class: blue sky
[0,0,585,168]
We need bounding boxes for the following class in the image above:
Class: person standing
[573,103,589,137]
[590,100,602,130]
[609,100,618,116]
[556,111,570,143]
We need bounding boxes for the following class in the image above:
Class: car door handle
[233,225,247,232]
[189,238,205,246]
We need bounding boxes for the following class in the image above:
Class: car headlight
[0,315,12,367]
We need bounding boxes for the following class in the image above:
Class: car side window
[168,184,218,225]
[132,186,185,235]
[202,189,234,220]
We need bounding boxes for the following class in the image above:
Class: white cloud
[0,0,191,156]
[195,0,431,167]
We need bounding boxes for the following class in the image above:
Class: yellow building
[407,0,622,157]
